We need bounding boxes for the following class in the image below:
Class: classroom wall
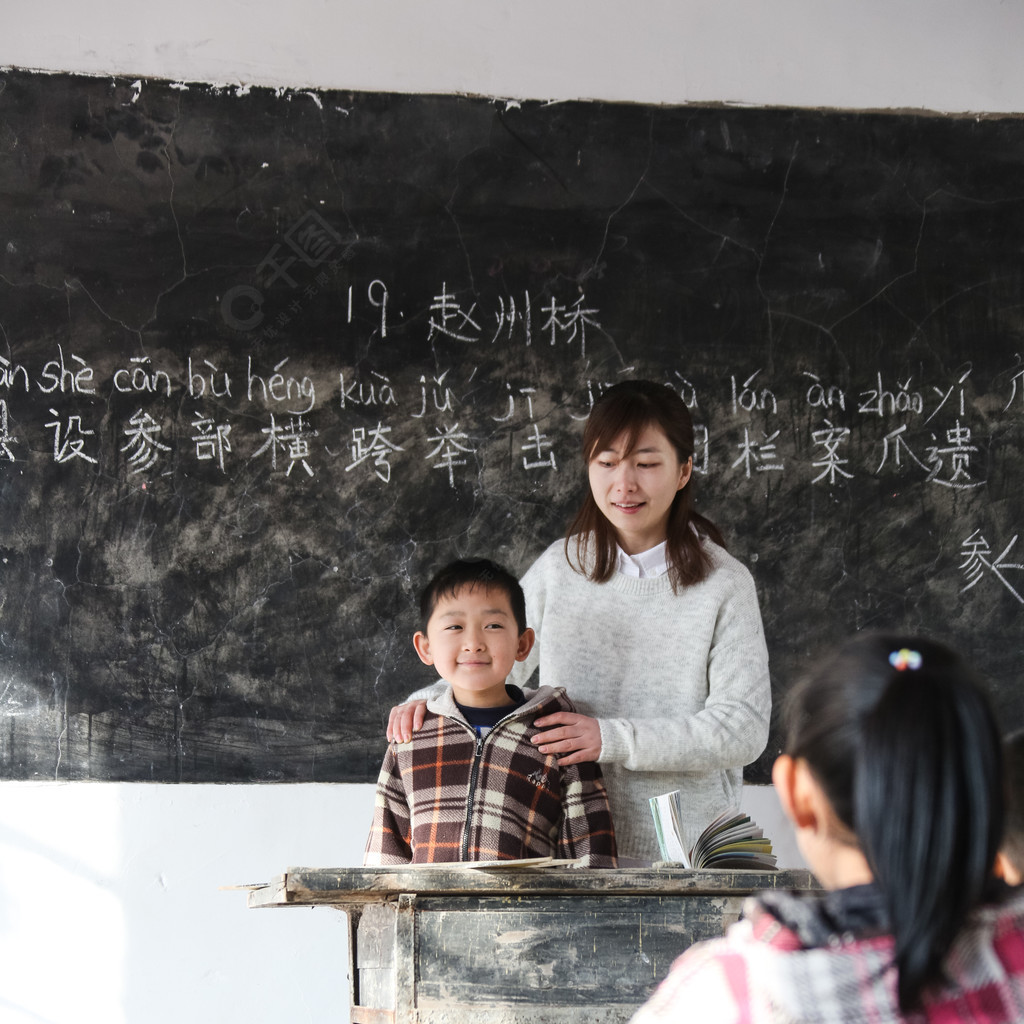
[7,0,1024,111]
[2,2,1021,1022]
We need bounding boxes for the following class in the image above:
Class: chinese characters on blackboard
[2,323,1022,604]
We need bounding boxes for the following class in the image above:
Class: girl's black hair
[782,632,1004,1011]
[1002,729,1024,875]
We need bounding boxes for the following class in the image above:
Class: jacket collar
[751,884,889,949]
[427,684,563,725]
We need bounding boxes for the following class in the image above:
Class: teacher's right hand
[387,700,428,743]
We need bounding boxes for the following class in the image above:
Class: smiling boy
[364,558,617,866]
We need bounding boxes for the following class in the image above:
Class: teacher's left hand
[531,711,602,765]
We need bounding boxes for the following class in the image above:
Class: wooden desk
[249,866,819,1024]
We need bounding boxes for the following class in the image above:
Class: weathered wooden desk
[248,866,819,1024]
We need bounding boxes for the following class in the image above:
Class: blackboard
[1,70,1023,784]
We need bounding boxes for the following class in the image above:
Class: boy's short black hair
[419,558,528,635]
[1004,728,1024,874]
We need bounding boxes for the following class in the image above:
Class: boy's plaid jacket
[364,684,618,866]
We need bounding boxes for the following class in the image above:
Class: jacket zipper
[460,730,485,861]
[455,693,554,861]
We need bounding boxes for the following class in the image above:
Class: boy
[364,558,617,866]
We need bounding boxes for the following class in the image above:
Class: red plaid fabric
[630,887,1024,1024]
[364,685,617,867]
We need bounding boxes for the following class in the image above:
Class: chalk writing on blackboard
[859,375,923,416]
[0,400,15,460]
[1,361,1021,483]
[5,73,1024,784]
[47,410,98,465]
[114,357,172,397]
[731,371,777,414]
[192,412,232,472]
[121,409,171,473]
[36,347,96,395]
[254,413,318,476]
[961,530,1024,604]
[1003,363,1024,411]
[347,424,404,482]
[804,373,846,412]
[732,429,784,478]
[811,420,853,484]
[414,372,456,418]
[338,371,397,409]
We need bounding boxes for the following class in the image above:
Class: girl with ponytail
[631,632,1024,1023]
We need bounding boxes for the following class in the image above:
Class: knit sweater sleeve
[363,744,413,865]
[556,735,619,867]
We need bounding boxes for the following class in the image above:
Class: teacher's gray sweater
[509,538,771,863]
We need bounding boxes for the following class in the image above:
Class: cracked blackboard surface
[1,71,1023,782]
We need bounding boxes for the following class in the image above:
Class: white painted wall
[0,782,375,1024]
[0,1,1013,1021]
[0,779,800,1024]
[6,0,1024,111]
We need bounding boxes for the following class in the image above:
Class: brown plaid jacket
[364,685,618,867]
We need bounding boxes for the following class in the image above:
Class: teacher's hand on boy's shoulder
[531,711,602,765]
[387,699,428,743]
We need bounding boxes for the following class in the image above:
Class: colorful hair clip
[889,648,923,671]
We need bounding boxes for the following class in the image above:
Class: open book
[649,795,777,869]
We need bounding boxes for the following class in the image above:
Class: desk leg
[349,896,417,1024]
[346,907,362,1021]
[394,894,417,1023]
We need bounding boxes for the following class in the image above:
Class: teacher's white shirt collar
[615,541,669,578]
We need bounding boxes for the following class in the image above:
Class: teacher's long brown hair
[565,380,725,592]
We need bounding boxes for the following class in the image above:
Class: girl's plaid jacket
[629,885,1024,1024]
[363,684,618,866]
